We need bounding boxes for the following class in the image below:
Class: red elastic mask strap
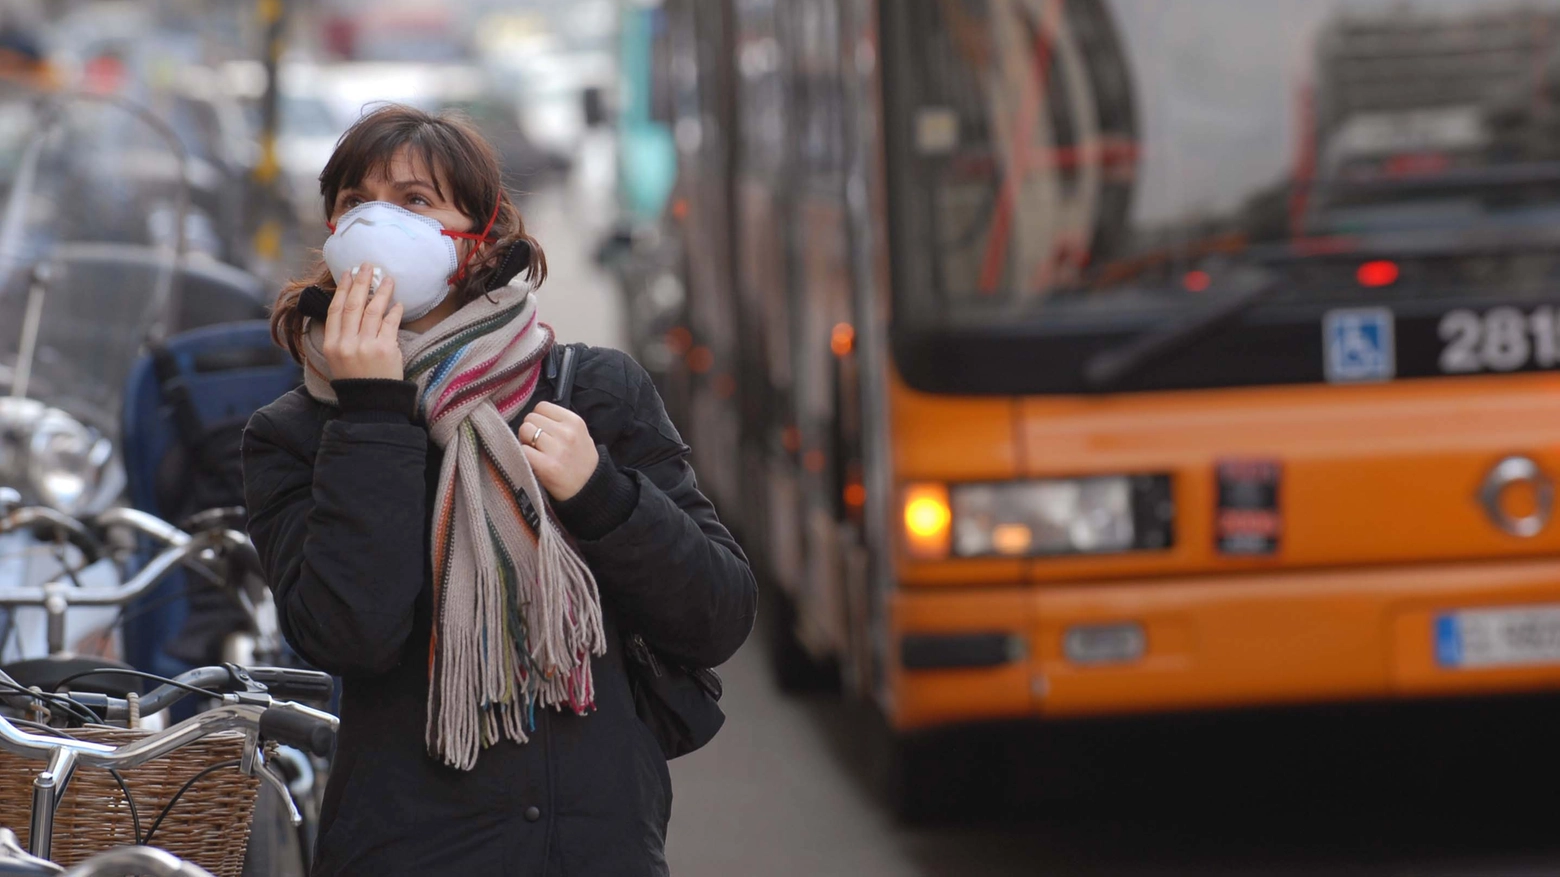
[446,197,502,283]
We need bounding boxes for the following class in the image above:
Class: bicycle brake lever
[254,761,303,826]
[255,761,301,823]
[240,727,259,777]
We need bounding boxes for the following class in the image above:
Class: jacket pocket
[313,750,375,866]
[630,714,674,829]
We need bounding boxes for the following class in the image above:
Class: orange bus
[622,0,1560,816]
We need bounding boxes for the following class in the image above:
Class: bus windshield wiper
[1082,269,1283,391]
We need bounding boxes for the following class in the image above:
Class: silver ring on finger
[528,426,547,449]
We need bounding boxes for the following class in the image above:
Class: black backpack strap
[516,342,581,534]
[544,341,561,388]
[551,343,580,407]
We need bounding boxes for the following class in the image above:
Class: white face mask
[322,202,460,322]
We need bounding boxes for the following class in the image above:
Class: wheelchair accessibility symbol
[1323,308,1396,383]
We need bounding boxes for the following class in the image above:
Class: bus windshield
[883,0,1560,332]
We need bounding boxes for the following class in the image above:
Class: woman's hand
[323,262,405,380]
[520,402,600,501]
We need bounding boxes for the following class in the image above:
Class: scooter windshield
[0,92,211,439]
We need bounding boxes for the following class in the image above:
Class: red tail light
[1357,260,1400,288]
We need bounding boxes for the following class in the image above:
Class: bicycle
[0,497,332,876]
[0,500,252,692]
[0,662,336,874]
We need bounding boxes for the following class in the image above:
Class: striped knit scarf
[300,281,605,770]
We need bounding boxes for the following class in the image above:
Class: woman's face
[330,146,476,240]
[327,145,481,330]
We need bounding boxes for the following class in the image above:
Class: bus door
[730,0,794,590]
[667,0,743,512]
[785,0,873,680]
[649,0,700,431]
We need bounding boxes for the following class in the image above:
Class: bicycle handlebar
[0,507,104,562]
[0,525,246,608]
[2,504,209,555]
[93,508,188,548]
[68,665,334,719]
[0,699,337,770]
[242,666,335,701]
[258,707,335,757]
[0,507,184,563]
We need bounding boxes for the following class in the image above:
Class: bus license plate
[1435,606,1560,669]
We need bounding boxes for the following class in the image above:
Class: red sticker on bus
[1216,459,1282,556]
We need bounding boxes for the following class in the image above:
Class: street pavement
[667,642,922,876]
[666,638,1560,877]
[534,171,1560,877]
[524,135,625,354]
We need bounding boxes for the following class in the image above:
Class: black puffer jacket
[241,345,756,876]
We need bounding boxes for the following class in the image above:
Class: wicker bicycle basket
[0,726,261,876]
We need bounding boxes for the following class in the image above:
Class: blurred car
[491,48,615,165]
[285,61,570,191]
[164,74,265,263]
[217,60,347,226]
[307,60,483,121]
[436,94,571,186]
[276,88,346,222]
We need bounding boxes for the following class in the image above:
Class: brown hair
[270,103,547,361]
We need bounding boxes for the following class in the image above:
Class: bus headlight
[949,475,1174,558]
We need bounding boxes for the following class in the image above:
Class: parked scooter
[0,88,264,671]
[0,89,313,875]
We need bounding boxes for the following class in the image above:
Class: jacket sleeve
[560,360,757,669]
[241,399,430,677]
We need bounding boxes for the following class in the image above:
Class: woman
[242,104,756,876]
